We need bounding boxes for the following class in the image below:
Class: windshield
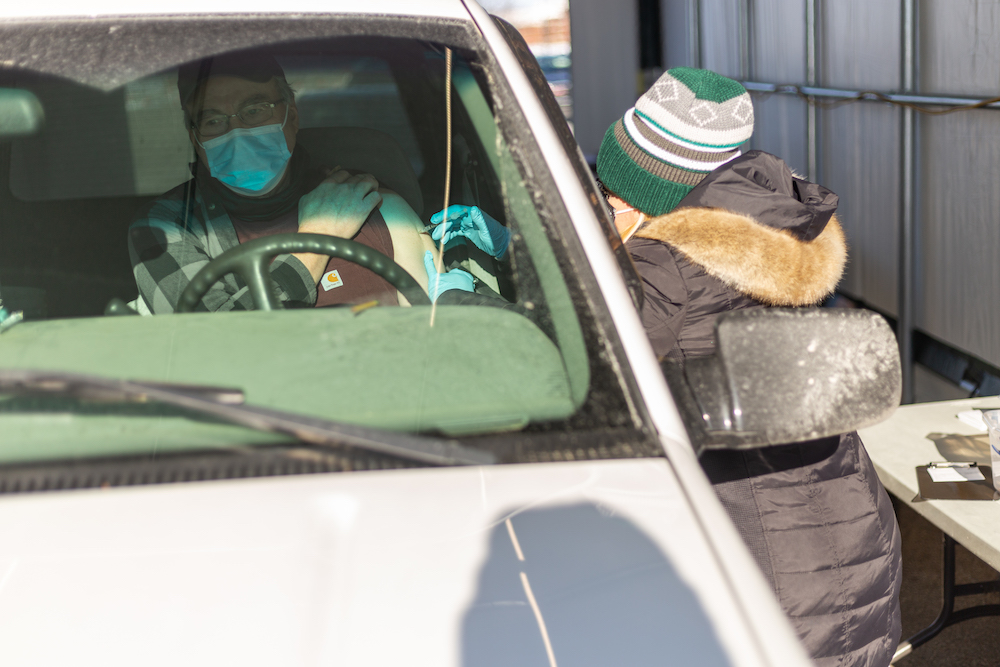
[0,15,656,482]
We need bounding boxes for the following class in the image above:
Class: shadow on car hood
[0,459,742,666]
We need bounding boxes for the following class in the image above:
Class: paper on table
[957,410,989,432]
[928,465,986,483]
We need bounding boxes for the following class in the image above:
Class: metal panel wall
[919,110,1000,364]
[748,0,808,176]
[751,96,808,175]
[699,0,743,78]
[921,0,1000,97]
[915,0,1000,364]
[818,0,902,316]
[751,0,806,82]
[819,103,902,316]
[661,0,698,69]
[568,0,639,158]
[821,0,901,90]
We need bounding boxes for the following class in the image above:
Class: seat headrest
[296,127,424,216]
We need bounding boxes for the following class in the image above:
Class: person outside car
[594,67,902,667]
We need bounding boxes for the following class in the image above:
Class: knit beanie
[596,67,754,216]
[177,53,287,108]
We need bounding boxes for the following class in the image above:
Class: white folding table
[858,396,1000,663]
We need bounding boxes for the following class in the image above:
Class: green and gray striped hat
[597,67,754,216]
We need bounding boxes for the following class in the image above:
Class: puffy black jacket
[627,151,902,667]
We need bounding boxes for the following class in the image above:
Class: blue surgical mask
[199,108,291,196]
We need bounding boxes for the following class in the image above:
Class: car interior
[0,36,512,320]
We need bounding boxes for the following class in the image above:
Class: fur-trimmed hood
[633,151,846,306]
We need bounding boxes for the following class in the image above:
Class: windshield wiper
[0,369,495,466]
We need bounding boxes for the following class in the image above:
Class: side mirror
[662,308,901,455]
[0,89,44,138]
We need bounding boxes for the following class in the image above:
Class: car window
[0,18,657,479]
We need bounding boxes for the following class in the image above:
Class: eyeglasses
[595,177,638,219]
[594,177,617,219]
[193,99,285,138]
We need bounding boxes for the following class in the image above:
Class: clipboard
[916,462,1000,501]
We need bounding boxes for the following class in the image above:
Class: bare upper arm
[378,190,438,303]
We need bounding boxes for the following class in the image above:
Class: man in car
[128,53,472,313]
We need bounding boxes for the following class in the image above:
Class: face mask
[198,107,291,196]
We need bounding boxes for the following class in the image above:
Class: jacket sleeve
[128,193,317,314]
[626,237,689,359]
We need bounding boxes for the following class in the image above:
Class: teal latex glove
[423,251,474,302]
[429,205,511,260]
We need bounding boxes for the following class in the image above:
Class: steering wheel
[176,232,431,312]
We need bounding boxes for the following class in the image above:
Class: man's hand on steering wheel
[177,233,430,312]
[295,169,382,281]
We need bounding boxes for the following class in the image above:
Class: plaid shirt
[128,180,317,313]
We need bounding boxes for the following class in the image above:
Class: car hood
[0,459,775,666]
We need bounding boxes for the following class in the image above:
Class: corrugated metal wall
[818,0,902,318]
[918,0,1000,369]
[661,0,1000,369]
[568,0,640,158]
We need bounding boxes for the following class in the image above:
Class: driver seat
[295,127,424,217]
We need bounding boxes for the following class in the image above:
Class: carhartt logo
[321,269,343,291]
